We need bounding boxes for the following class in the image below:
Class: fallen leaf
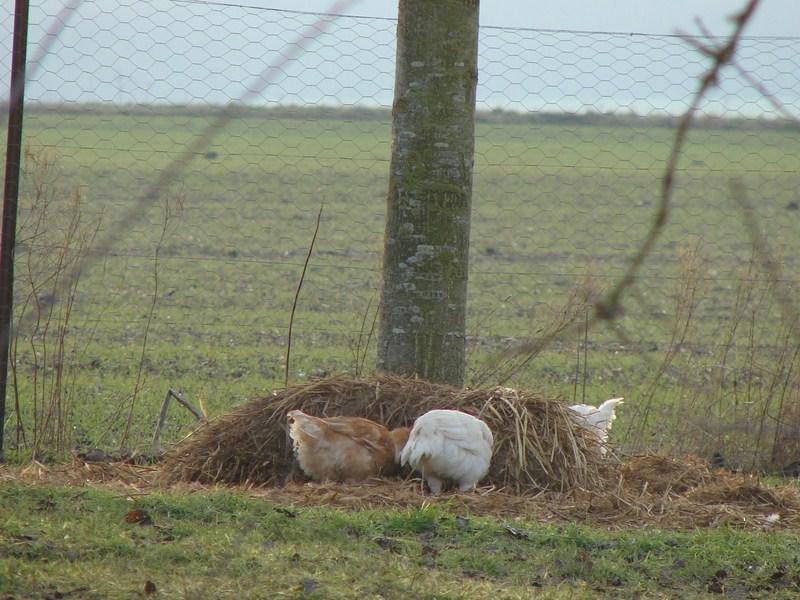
[124,509,153,526]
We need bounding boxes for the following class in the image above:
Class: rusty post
[0,0,31,460]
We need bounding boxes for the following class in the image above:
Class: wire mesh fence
[2,0,799,465]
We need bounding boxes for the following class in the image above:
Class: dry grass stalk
[773,380,800,469]
[158,373,603,492]
[625,244,708,452]
[10,147,103,458]
[475,273,602,387]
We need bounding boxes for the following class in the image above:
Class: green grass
[2,481,800,599]
[3,105,800,459]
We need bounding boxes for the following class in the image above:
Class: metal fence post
[0,0,31,460]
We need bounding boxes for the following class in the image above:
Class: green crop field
[4,104,799,462]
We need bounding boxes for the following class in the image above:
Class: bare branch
[152,388,204,455]
[596,0,761,322]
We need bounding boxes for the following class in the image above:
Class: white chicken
[400,409,494,494]
[287,410,410,482]
[568,397,624,454]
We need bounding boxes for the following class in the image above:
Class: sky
[1,0,798,117]
[248,0,797,37]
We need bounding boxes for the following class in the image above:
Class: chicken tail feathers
[400,432,434,469]
[593,398,624,431]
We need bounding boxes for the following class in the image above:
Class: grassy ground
[3,479,800,599]
[3,105,800,460]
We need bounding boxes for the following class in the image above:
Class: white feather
[568,397,624,451]
[400,409,494,493]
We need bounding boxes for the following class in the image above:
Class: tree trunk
[377,0,479,386]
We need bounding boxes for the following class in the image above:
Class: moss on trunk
[377,0,479,386]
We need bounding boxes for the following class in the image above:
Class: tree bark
[377,0,479,386]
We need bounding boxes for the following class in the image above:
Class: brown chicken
[287,410,410,482]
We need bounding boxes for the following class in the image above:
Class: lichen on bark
[377,0,479,386]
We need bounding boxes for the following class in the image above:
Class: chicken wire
[1,0,799,461]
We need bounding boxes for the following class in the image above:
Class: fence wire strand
[1,0,799,466]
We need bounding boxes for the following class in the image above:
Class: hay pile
[241,475,800,530]
[565,455,800,529]
[151,373,800,530]
[232,455,800,530]
[619,454,714,494]
[159,373,602,492]
[4,456,799,531]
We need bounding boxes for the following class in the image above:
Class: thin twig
[122,193,181,449]
[168,389,204,422]
[354,290,380,378]
[151,390,173,455]
[285,204,324,388]
[731,64,800,127]
[152,388,204,454]
[572,333,581,403]
[353,292,374,377]
[581,309,589,404]
[489,274,601,385]
[360,294,381,377]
